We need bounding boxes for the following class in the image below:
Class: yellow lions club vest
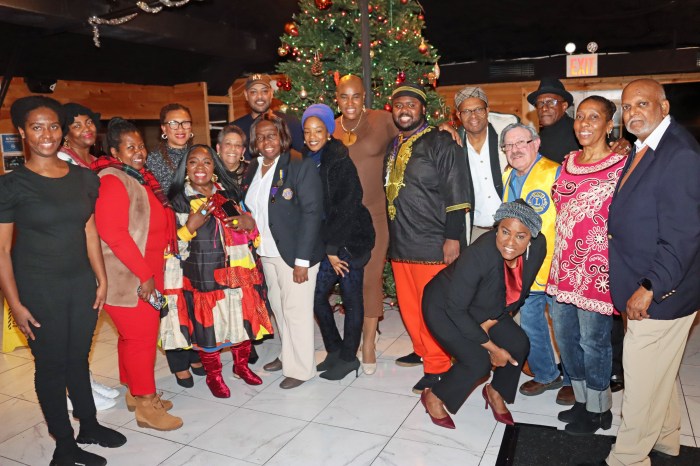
[502,156,560,291]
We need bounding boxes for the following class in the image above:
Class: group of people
[0,72,697,466]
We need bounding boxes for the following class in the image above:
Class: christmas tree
[275,0,447,124]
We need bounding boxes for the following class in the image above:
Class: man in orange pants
[385,83,471,393]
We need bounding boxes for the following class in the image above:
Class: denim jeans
[313,249,365,361]
[519,292,561,384]
[550,301,613,412]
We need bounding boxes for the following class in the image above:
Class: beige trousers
[606,311,697,466]
[261,256,319,381]
[470,225,494,244]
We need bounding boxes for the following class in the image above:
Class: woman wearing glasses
[241,114,324,389]
[146,103,205,387]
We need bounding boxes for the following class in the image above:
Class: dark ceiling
[1,0,699,95]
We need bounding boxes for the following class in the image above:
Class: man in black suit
[602,79,700,466]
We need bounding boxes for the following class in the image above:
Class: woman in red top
[93,118,182,431]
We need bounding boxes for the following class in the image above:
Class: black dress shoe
[190,364,206,376]
[76,423,127,448]
[610,375,624,393]
[248,345,259,365]
[650,449,677,459]
[175,375,195,388]
[565,410,612,435]
[558,401,587,423]
[320,357,360,380]
[412,373,442,394]
[396,352,422,367]
[316,351,340,371]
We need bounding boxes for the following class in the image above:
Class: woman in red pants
[93,118,182,431]
[160,144,273,398]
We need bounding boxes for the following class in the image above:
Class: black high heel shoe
[319,357,360,380]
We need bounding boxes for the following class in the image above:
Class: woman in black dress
[421,200,546,429]
[0,96,125,466]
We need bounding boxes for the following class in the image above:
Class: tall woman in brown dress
[333,75,398,374]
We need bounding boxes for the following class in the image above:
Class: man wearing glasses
[527,77,579,164]
[453,86,517,243]
[500,123,568,403]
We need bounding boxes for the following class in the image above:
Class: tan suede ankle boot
[134,394,183,431]
[125,391,173,412]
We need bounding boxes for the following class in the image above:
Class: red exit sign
[567,54,598,77]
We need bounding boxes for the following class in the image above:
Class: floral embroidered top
[546,150,627,315]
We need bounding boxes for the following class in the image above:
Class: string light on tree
[315,0,333,10]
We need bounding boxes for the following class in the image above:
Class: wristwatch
[639,278,653,291]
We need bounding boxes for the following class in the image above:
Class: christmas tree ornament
[284,22,299,37]
[311,51,323,76]
[283,79,292,91]
[277,78,284,88]
[279,104,289,113]
[315,0,332,10]
[433,62,441,79]
[418,13,424,20]
[418,39,429,54]
[369,49,375,58]
[299,87,308,99]
[278,46,288,56]
[397,71,406,83]
[400,0,409,4]
[384,103,392,112]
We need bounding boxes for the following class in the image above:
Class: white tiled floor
[1,308,699,465]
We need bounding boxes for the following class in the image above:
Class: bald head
[621,79,670,141]
[336,74,365,121]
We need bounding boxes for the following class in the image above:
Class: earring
[211,174,219,183]
[607,130,612,136]
[185,175,190,183]
[327,136,332,141]
[63,139,70,149]
[189,132,194,139]
[161,133,167,140]
[240,154,246,162]
[526,242,531,260]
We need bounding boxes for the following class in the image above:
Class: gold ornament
[300,87,308,99]
[278,46,288,56]
[433,62,441,79]
[418,39,429,55]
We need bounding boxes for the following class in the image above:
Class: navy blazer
[608,119,700,319]
[242,152,325,269]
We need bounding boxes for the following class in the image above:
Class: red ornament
[397,71,406,84]
[284,22,299,37]
[315,0,333,10]
[418,13,424,20]
[277,79,284,87]
[367,4,373,13]
[384,103,392,112]
[283,79,292,91]
[418,41,429,54]
[400,0,409,4]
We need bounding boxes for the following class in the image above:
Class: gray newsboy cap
[454,86,488,109]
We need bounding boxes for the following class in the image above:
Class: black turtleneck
[538,115,580,164]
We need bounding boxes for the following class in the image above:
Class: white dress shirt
[245,156,281,258]
[467,128,502,227]
[634,115,671,151]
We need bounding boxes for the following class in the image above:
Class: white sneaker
[90,378,120,399]
[66,390,116,412]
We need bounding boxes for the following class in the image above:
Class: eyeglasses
[166,120,193,130]
[255,133,279,143]
[459,107,487,117]
[501,140,533,152]
[535,99,560,109]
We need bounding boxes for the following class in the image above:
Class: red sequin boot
[198,350,231,398]
[232,340,263,385]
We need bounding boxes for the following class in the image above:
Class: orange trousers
[391,261,451,374]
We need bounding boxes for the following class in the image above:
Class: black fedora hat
[527,77,574,106]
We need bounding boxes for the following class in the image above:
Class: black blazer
[608,119,700,320]
[424,229,546,344]
[242,152,325,268]
[457,123,504,227]
[302,138,375,260]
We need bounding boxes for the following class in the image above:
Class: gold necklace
[261,157,277,167]
[340,110,364,146]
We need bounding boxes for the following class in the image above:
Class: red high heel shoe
[420,390,455,429]
[482,384,514,425]
[199,350,231,398]
[231,341,263,385]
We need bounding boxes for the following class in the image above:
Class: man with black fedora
[527,77,579,164]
